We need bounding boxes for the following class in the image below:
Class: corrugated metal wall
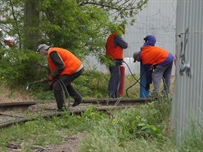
[171,0,203,145]
[84,0,177,75]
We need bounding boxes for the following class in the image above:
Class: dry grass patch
[0,84,32,103]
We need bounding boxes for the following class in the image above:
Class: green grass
[0,107,108,151]
[0,71,202,152]
[0,100,177,152]
[78,99,178,152]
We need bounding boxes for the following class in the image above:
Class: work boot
[147,92,159,101]
[57,106,67,112]
[72,99,83,107]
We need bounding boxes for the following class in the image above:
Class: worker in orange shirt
[37,44,84,111]
[106,25,128,98]
[133,35,174,97]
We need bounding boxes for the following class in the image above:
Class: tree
[0,0,24,49]
[0,0,148,86]
[0,0,148,57]
[23,0,40,50]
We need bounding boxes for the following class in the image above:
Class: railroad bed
[0,98,151,129]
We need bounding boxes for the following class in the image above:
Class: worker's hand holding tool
[49,80,56,90]
[45,73,54,82]
[44,73,56,90]
[26,78,51,91]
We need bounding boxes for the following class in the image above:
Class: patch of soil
[43,132,85,152]
[7,132,85,152]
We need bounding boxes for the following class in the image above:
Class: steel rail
[0,98,151,110]
[82,98,151,105]
[0,105,132,129]
[0,98,152,129]
[0,101,36,111]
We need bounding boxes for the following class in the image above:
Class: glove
[45,73,54,82]
[43,80,55,91]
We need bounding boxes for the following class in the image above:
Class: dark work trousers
[108,60,123,98]
[152,61,173,95]
[52,68,84,110]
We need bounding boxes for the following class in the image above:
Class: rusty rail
[0,106,132,129]
[0,98,152,129]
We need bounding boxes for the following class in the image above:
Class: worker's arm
[49,51,65,78]
[114,35,128,49]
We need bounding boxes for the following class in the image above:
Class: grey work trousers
[152,62,173,95]
[52,68,84,110]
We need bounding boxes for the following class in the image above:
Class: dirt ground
[43,132,85,152]
[0,85,87,152]
[7,132,85,152]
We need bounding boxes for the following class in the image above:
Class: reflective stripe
[76,64,83,72]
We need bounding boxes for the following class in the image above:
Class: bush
[0,48,48,87]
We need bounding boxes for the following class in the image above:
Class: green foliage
[51,112,80,129]
[0,98,179,152]
[36,0,111,59]
[179,118,203,152]
[111,105,163,140]
[0,107,108,151]
[73,69,109,98]
[0,0,148,59]
[80,106,108,121]
[0,0,148,94]
[145,98,171,125]
[0,49,110,99]
[0,48,48,87]
[79,101,176,152]
[0,0,25,48]
[124,74,141,98]
[31,90,54,100]
[79,105,176,152]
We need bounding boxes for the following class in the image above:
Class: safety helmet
[133,52,140,62]
[37,44,50,52]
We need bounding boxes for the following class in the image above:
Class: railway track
[0,98,151,129]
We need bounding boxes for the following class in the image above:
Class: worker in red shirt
[37,44,84,111]
[133,35,174,97]
[106,25,128,98]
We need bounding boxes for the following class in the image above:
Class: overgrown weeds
[78,98,177,152]
[0,107,107,151]
[0,67,201,152]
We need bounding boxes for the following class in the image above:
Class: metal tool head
[25,79,45,91]
[26,85,29,91]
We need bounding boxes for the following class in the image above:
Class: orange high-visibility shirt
[48,48,82,75]
[106,33,124,60]
[140,46,169,66]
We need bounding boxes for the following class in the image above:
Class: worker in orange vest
[37,44,84,111]
[106,25,128,98]
[133,35,174,97]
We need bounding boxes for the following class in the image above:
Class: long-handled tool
[26,79,46,91]
[26,78,71,110]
